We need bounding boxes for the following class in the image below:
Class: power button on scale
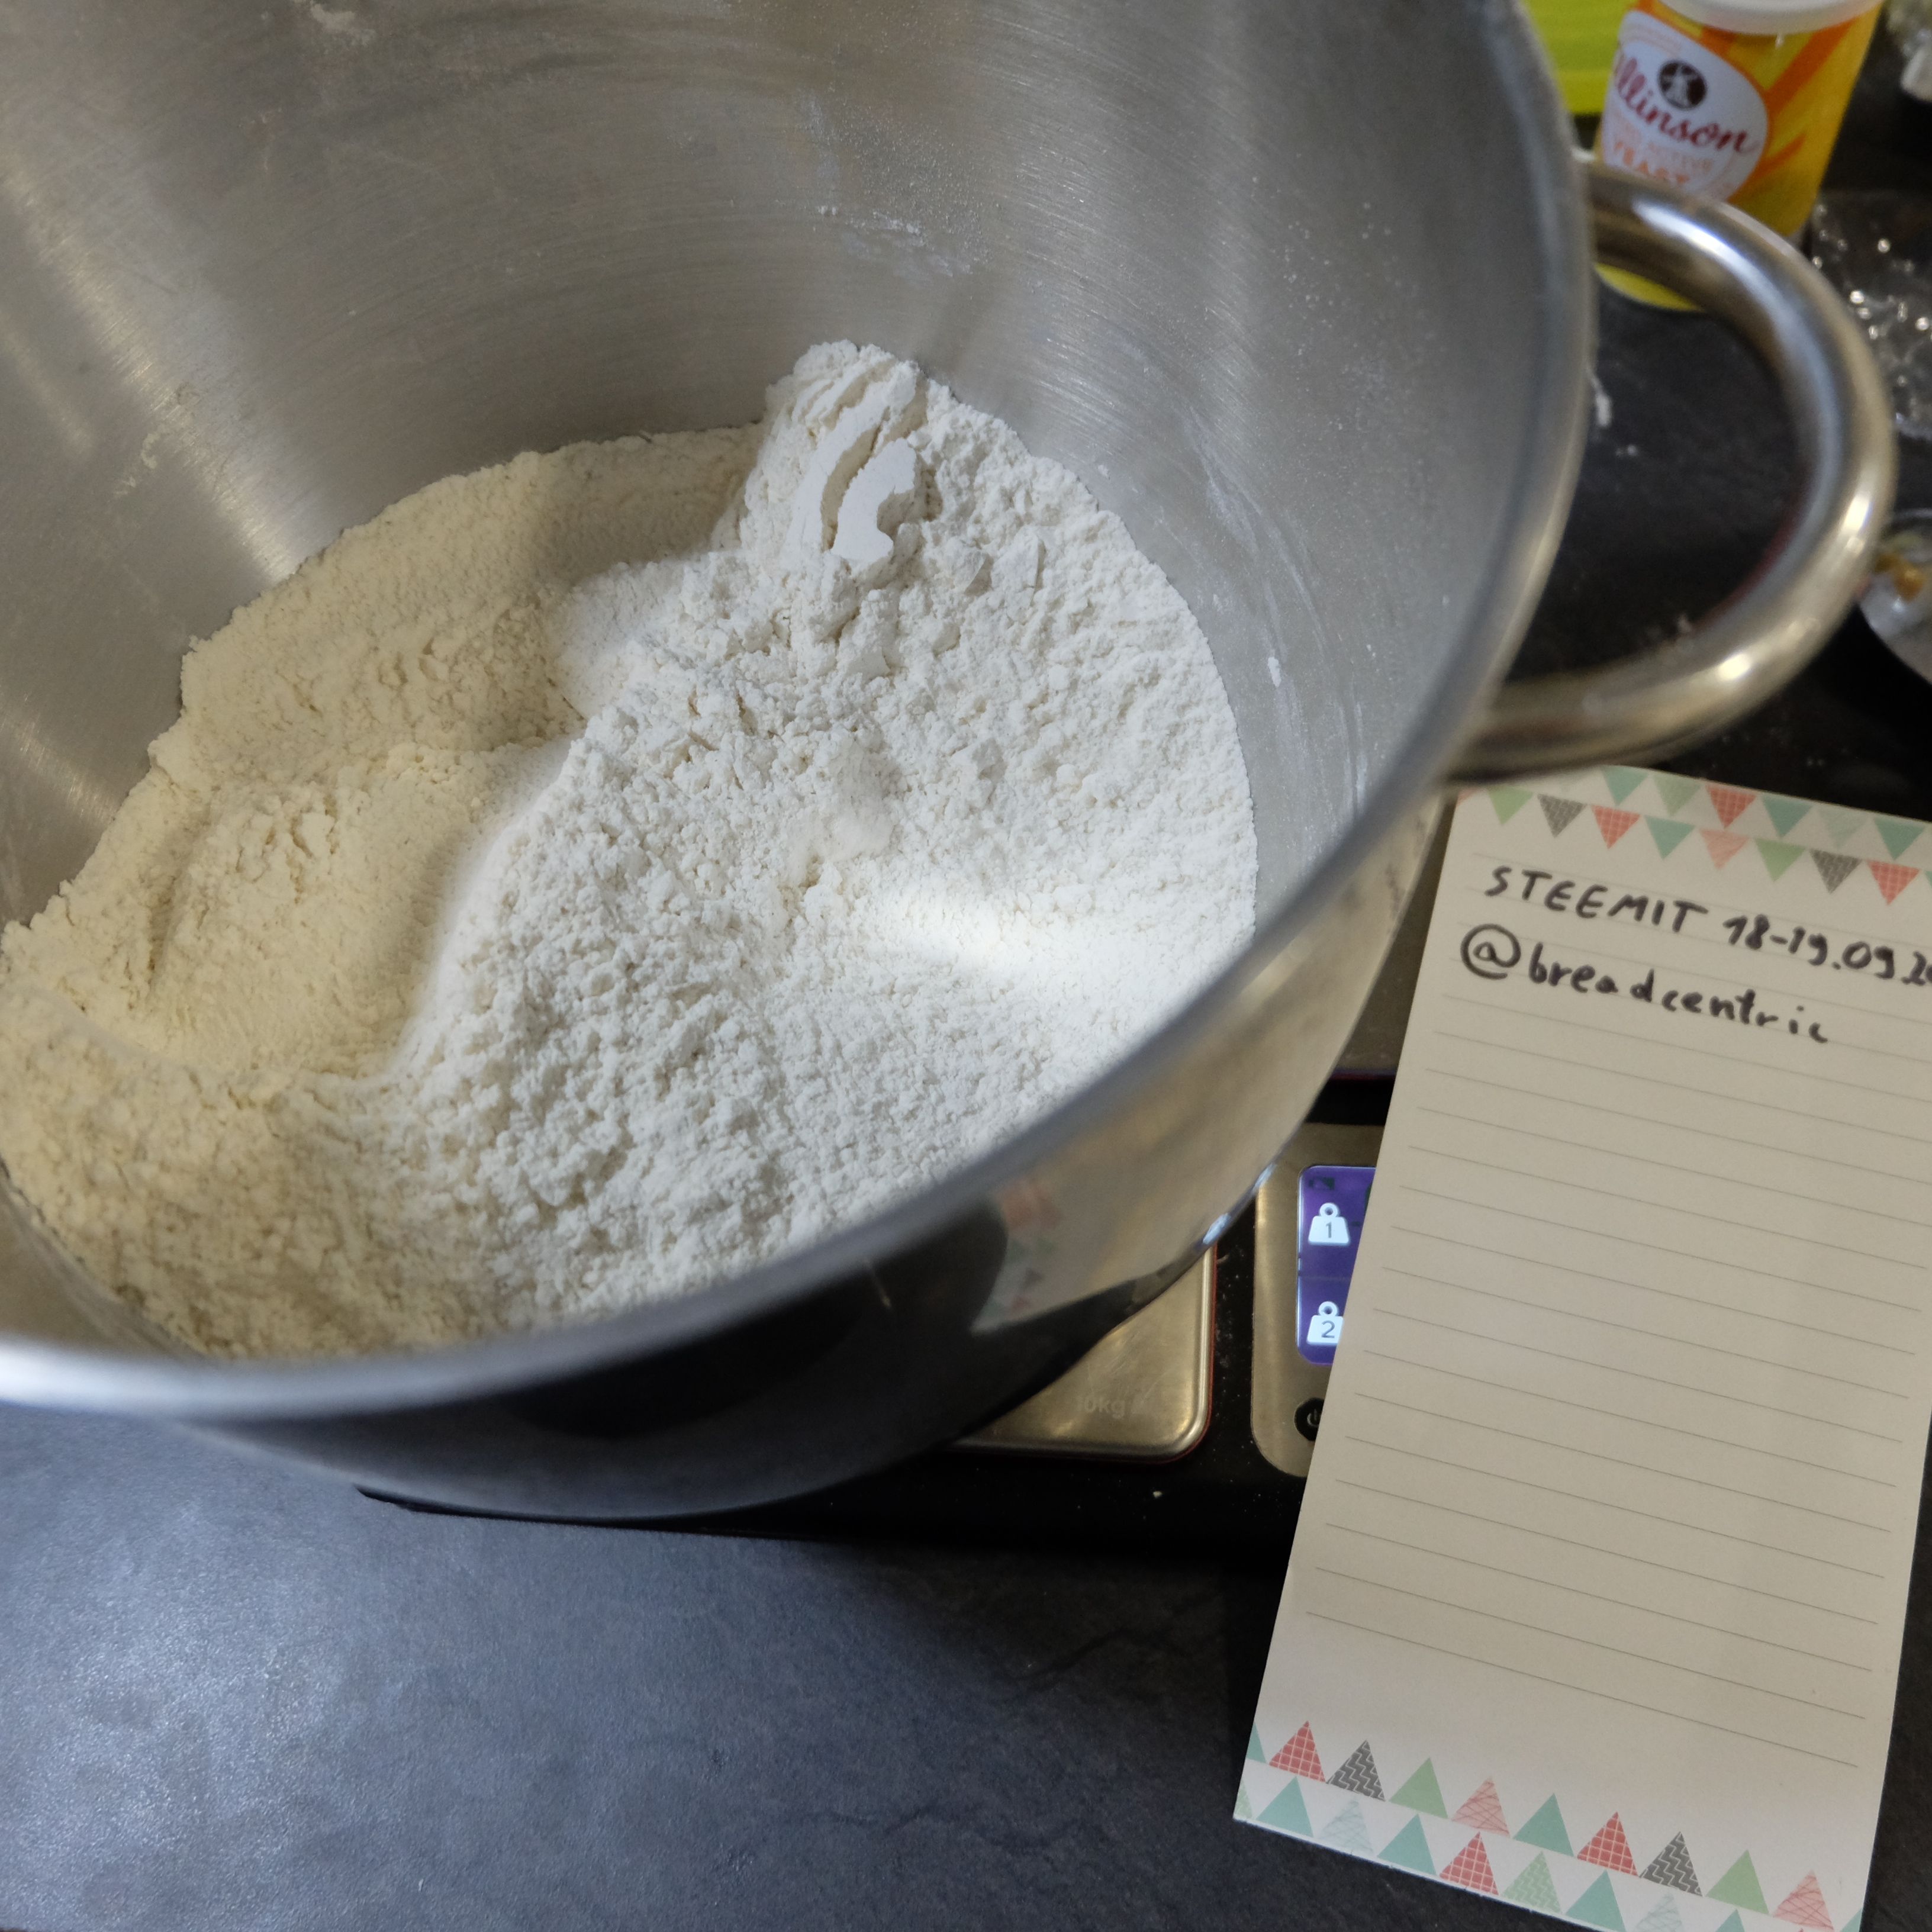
[1251,1121,1382,1479]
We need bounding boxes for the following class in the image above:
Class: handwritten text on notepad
[1461,916,1834,1044]
[1485,855,1932,991]
[1243,768,1932,1932]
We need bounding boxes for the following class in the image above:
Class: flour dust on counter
[0,343,1256,1360]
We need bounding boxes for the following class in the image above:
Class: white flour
[0,344,1256,1358]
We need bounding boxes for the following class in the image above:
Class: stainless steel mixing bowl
[0,0,1891,1514]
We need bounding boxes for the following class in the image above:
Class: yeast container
[1598,0,1879,300]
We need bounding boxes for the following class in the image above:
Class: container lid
[1663,0,1878,30]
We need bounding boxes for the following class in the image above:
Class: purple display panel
[1296,1164,1375,1367]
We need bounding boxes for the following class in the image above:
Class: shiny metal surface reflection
[961,1255,1213,1461]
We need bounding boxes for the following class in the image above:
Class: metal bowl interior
[0,0,1589,1416]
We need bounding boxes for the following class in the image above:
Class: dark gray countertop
[4,1399,1931,1931]
[2,1405,1299,1932]
[11,42,1932,1932]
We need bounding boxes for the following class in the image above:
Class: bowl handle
[1448,161,1896,786]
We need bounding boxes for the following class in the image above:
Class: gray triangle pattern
[1641,1831,1701,1895]
[1538,795,1586,837]
[1327,1740,1383,1801]
[1812,849,1859,892]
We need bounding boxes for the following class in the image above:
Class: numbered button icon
[1296,1163,1372,1368]
[1307,1200,1350,1247]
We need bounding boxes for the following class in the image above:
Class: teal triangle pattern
[1762,795,1812,836]
[1840,1910,1863,1932]
[1506,1853,1563,1912]
[1632,1894,1684,1932]
[1518,1795,1574,1855]
[1389,1757,1447,1816]
[1647,817,1693,857]
[1247,1725,1266,1763]
[1568,1870,1627,1930]
[1603,767,1646,804]
[1319,1797,1374,1857]
[1875,817,1924,859]
[1821,806,1864,846]
[1235,1785,1254,1820]
[1257,1778,1313,1836]
[1379,1814,1436,1873]
[1712,1915,1745,1932]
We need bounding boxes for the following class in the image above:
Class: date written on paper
[1460,924,1828,1044]
[1721,913,1930,981]
[1484,863,1932,987]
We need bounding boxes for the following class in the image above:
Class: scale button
[1295,1398,1324,1442]
[1308,1201,1351,1246]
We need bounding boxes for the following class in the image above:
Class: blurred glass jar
[1889,0,1932,99]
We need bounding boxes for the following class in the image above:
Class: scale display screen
[1295,1164,1375,1367]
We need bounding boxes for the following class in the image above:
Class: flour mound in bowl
[0,343,1257,1358]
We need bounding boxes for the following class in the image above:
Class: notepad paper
[1241,768,1932,1932]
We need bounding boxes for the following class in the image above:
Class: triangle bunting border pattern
[1469,768,1932,908]
[1234,1721,1854,1932]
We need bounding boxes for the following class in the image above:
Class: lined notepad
[1241,768,1932,1932]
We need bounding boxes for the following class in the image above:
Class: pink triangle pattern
[1441,1835,1499,1894]
[1701,829,1749,867]
[1269,1722,1324,1780]
[1593,805,1640,848]
[1774,1873,1834,1930]
[1870,861,1918,905]
[1708,784,1757,827]
[1577,1813,1638,1873]
[1452,1779,1509,1834]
